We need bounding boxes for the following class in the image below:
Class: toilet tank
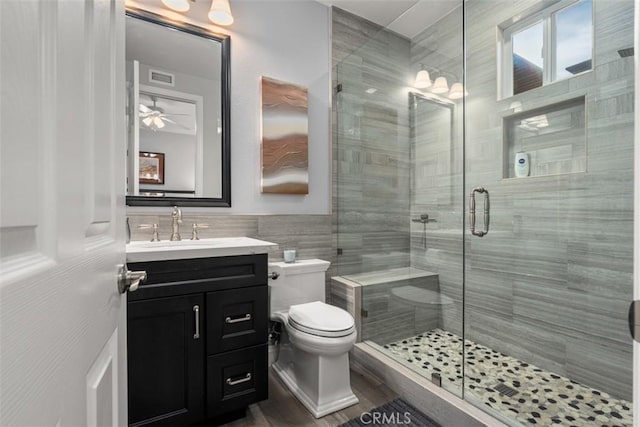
[269,259,330,313]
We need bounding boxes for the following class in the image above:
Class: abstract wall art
[260,76,309,194]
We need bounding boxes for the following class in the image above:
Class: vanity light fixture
[159,0,234,26]
[414,65,468,99]
[414,64,432,89]
[161,0,191,12]
[448,82,468,99]
[431,76,449,94]
[208,0,234,26]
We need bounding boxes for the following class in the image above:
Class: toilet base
[272,344,359,418]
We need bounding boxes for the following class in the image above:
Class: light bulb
[161,0,190,12]
[432,76,449,94]
[142,117,153,127]
[153,117,165,129]
[414,69,432,89]
[208,0,234,26]
[448,82,467,99]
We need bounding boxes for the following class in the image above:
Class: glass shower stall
[333,0,636,425]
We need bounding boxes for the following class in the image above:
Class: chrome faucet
[170,206,182,241]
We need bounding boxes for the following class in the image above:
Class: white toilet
[268,259,359,418]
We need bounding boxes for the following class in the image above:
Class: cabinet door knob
[225,314,251,324]
[193,305,200,339]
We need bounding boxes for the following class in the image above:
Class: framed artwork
[139,151,165,185]
[260,76,309,194]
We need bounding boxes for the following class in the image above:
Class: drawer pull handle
[226,373,252,386]
[193,305,200,339]
[225,314,251,324]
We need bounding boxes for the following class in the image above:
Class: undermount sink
[126,237,278,262]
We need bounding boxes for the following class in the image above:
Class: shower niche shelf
[503,96,586,179]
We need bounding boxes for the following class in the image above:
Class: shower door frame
[633,1,640,425]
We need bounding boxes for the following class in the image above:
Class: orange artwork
[261,76,309,194]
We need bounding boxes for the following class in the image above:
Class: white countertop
[126,237,278,263]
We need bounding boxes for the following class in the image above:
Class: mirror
[125,9,230,207]
[410,92,455,206]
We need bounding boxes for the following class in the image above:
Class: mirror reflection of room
[138,92,198,196]
[125,14,223,199]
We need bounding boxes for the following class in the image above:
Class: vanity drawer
[128,254,268,302]
[207,344,268,417]
[207,286,268,354]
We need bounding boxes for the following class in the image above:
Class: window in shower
[499,0,593,98]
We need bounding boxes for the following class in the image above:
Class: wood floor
[223,362,399,427]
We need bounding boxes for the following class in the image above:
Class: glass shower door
[463,0,635,425]
[334,4,466,399]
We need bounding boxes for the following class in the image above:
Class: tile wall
[127,214,334,298]
[409,0,635,400]
[332,0,635,401]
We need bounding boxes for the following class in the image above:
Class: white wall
[125,0,331,214]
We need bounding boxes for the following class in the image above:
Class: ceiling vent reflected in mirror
[149,69,175,86]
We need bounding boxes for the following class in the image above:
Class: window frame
[498,0,594,99]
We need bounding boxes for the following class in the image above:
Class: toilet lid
[288,301,355,338]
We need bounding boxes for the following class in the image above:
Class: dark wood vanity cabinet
[127,254,269,426]
[128,294,205,426]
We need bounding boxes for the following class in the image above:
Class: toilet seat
[288,301,355,338]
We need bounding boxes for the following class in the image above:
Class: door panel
[87,330,119,427]
[0,1,126,426]
[463,0,635,424]
[128,294,205,426]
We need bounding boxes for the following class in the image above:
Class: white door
[0,0,127,426]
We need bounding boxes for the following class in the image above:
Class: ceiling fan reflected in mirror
[139,95,193,132]
[140,96,171,130]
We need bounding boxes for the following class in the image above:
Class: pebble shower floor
[381,329,632,426]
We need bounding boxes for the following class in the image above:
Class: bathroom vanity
[126,238,277,426]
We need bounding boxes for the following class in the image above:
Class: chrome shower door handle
[469,187,490,237]
[469,190,477,236]
[482,188,490,236]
